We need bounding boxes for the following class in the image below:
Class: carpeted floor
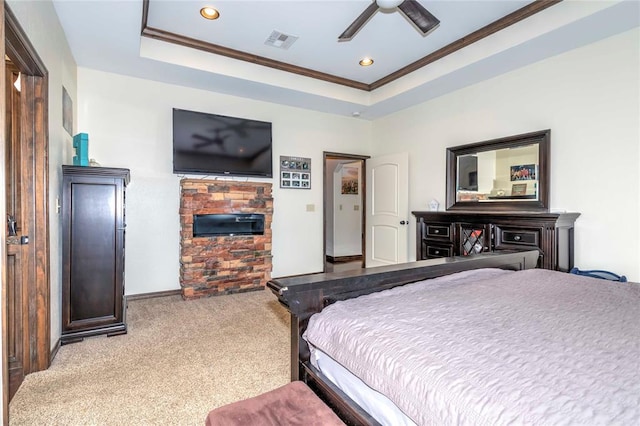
[9,289,290,425]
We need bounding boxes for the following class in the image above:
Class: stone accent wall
[179,179,273,299]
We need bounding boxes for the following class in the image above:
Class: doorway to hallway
[323,152,369,273]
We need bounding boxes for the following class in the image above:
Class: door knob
[400,220,407,225]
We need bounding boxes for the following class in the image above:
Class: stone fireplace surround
[179,179,273,299]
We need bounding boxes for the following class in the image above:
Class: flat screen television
[172,108,273,177]
[457,155,478,191]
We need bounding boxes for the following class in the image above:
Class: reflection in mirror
[446,130,549,212]
[456,144,539,202]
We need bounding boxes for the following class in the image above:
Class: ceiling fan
[192,131,230,151]
[339,0,440,41]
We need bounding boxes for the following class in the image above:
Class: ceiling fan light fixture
[200,7,220,20]
[359,57,374,67]
[339,0,439,41]
[376,0,404,10]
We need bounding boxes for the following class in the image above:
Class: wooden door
[365,152,409,267]
[4,58,27,401]
[2,6,51,416]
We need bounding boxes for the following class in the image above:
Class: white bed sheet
[310,344,416,426]
[303,268,640,425]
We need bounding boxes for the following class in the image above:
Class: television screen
[457,155,478,191]
[172,109,273,177]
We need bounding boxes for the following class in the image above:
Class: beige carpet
[9,289,290,425]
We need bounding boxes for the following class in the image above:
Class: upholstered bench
[205,381,345,426]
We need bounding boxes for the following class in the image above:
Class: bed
[267,251,639,425]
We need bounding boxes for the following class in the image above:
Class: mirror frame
[446,129,550,212]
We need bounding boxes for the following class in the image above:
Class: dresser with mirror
[413,130,580,271]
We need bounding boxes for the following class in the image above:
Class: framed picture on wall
[511,183,527,196]
[62,86,73,136]
[510,164,537,181]
[280,156,311,189]
[341,166,359,194]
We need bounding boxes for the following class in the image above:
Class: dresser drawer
[422,243,452,258]
[424,224,452,240]
[494,226,540,249]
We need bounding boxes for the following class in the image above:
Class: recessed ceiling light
[359,57,374,67]
[200,7,220,20]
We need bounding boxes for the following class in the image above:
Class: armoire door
[62,167,129,344]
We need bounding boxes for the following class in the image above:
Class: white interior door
[366,152,409,267]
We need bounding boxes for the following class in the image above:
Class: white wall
[371,28,640,281]
[77,68,371,294]
[6,0,78,349]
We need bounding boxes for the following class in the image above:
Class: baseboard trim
[127,286,269,301]
[50,339,61,364]
[326,255,363,264]
[126,289,182,301]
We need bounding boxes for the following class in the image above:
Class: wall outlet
[306,204,315,212]
[354,205,359,211]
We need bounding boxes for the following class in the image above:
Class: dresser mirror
[446,130,550,212]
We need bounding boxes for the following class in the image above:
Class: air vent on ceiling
[264,31,298,50]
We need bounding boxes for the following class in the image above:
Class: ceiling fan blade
[338,2,379,41]
[398,0,440,36]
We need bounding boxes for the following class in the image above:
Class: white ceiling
[52,0,639,120]
[146,0,532,84]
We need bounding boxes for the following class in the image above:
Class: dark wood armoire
[61,166,130,344]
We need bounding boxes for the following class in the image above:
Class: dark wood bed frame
[267,250,540,425]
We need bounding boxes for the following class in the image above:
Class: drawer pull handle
[434,229,439,234]
[434,250,440,255]
[514,235,521,241]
